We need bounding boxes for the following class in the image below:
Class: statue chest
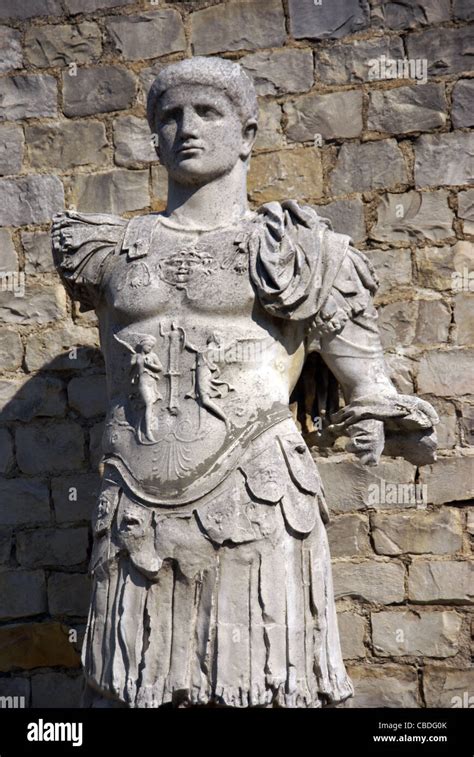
[103,222,256,322]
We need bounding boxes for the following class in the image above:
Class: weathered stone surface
[367,84,447,135]
[26,121,108,170]
[0,571,47,620]
[365,248,412,297]
[284,90,363,142]
[415,241,473,290]
[31,672,83,708]
[428,400,457,450]
[0,175,64,226]
[415,299,451,345]
[0,376,66,422]
[419,455,474,504]
[240,49,313,96]
[371,509,463,556]
[317,456,417,513]
[16,527,89,568]
[69,169,149,214]
[458,189,474,235]
[406,27,474,76]
[0,250,15,279]
[25,324,100,372]
[0,528,12,563]
[89,420,105,469]
[248,147,322,204]
[113,115,157,167]
[191,0,287,55]
[408,561,473,604]
[52,472,100,523]
[330,139,408,195]
[62,66,136,117]
[377,300,418,349]
[313,199,366,244]
[372,190,454,242]
[0,478,50,526]
[452,79,474,128]
[0,676,30,705]
[0,229,18,272]
[383,352,416,394]
[0,622,80,671]
[15,422,85,474]
[453,0,474,20]
[21,231,55,274]
[0,429,14,475]
[151,163,168,209]
[315,35,404,85]
[106,11,185,61]
[337,613,366,659]
[327,514,371,557]
[461,405,474,446]
[454,294,474,346]
[415,133,474,188]
[0,27,22,73]
[64,0,134,13]
[372,610,462,657]
[417,349,473,396]
[371,0,450,28]
[0,329,23,371]
[332,561,405,603]
[68,375,107,418]
[48,573,91,617]
[0,0,62,20]
[0,123,23,177]
[424,666,474,708]
[254,100,283,151]
[0,281,66,326]
[288,0,369,40]
[138,60,169,100]
[0,75,57,120]
[468,509,474,535]
[342,664,419,707]
[25,22,102,67]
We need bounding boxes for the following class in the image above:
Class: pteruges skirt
[81,419,354,708]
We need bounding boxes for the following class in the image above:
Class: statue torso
[97,214,307,504]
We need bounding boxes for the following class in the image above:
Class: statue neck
[165,161,250,230]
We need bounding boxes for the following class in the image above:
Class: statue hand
[330,393,439,431]
[345,419,385,467]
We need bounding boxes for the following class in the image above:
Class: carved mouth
[177,144,203,156]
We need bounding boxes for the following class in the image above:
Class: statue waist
[103,403,293,506]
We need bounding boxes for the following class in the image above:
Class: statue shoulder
[52,210,127,311]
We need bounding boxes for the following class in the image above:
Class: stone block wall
[0,0,472,708]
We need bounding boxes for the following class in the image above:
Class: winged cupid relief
[113,333,163,444]
[51,56,439,710]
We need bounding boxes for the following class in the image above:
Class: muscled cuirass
[98,213,307,505]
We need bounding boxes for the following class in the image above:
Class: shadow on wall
[0,344,107,709]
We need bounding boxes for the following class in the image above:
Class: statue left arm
[311,247,439,466]
[247,201,438,467]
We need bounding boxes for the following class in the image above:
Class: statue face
[154,84,255,186]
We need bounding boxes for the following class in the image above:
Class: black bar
[0,707,471,755]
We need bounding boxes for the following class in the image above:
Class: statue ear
[240,118,257,160]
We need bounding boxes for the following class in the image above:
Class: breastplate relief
[104,219,256,321]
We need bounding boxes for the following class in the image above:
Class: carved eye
[195,104,220,120]
[158,108,179,125]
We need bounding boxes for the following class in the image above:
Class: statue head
[147,56,258,187]
[138,335,157,354]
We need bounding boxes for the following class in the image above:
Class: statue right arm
[52,210,127,312]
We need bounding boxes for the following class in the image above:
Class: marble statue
[51,56,439,709]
